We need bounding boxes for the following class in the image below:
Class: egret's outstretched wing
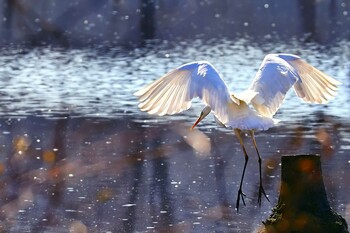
[287,57,340,103]
[134,61,234,123]
[248,54,340,118]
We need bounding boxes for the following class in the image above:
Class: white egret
[134,54,340,210]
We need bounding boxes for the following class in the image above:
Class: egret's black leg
[249,130,269,206]
[234,129,249,212]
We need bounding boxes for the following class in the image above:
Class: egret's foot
[257,184,269,206]
[236,189,247,212]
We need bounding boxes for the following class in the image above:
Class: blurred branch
[140,0,155,43]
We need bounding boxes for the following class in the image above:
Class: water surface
[0,39,349,232]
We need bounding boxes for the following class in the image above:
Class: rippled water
[1,39,349,120]
[0,39,349,232]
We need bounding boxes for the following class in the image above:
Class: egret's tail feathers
[225,114,277,131]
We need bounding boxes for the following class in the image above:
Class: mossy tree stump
[260,154,348,233]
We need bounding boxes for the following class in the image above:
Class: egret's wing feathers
[248,55,299,118]
[248,54,340,118]
[134,61,233,123]
[288,58,340,103]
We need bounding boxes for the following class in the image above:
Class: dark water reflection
[0,113,349,232]
[0,39,349,232]
[1,0,350,46]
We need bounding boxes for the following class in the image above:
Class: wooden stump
[259,154,348,233]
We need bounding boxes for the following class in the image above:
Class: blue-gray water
[1,39,349,119]
[0,39,350,232]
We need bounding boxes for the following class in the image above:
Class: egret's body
[134,54,340,210]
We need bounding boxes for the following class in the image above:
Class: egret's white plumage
[247,54,340,118]
[135,61,234,123]
[135,54,339,130]
[134,53,340,210]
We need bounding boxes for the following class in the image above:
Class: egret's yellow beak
[190,106,211,130]
[190,114,204,130]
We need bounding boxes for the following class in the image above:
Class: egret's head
[190,106,211,130]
